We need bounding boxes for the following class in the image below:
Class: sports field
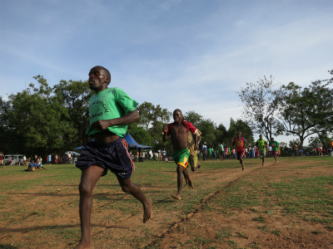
[0,157,332,249]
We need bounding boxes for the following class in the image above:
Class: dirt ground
[0,158,332,249]
[152,160,333,249]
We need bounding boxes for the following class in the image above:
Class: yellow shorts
[173,148,190,168]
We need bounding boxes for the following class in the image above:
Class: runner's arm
[193,129,202,150]
[92,110,140,130]
[162,125,170,142]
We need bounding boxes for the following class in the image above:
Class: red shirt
[233,137,245,152]
[165,120,197,135]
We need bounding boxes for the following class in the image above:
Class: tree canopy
[278,73,333,148]
[239,76,282,142]
[239,70,333,148]
[1,69,332,156]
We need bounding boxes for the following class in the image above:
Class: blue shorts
[75,138,134,179]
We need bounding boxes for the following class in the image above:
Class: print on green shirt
[87,88,138,137]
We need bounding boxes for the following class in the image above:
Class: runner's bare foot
[143,199,152,223]
[171,194,182,200]
[74,242,93,249]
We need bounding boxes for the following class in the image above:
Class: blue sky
[1,0,332,143]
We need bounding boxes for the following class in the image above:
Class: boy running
[188,129,202,171]
[270,137,280,163]
[75,66,151,249]
[232,132,246,170]
[163,109,201,200]
[256,135,267,167]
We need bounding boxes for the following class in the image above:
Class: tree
[277,70,333,148]
[308,71,333,134]
[128,123,152,146]
[128,102,171,150]
[197,119,217,146]
[184,111,203,127]
[3,76,77,155]
[184,111,221,146]
[53,80,91,145]
[215,123,228,145]
[239,76,282,142]
[278,82,320,148]
[137,102,170,130]
[278,82,315,148]
[228,118,254,146]
[0,97,13,153]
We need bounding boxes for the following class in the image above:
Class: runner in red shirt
[232,132,246,171]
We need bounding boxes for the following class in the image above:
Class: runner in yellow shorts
[163,109,201,200]
[173,148,191,168]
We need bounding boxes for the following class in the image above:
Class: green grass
[206,164,333,219]
[269,176,333,215]
[0,156,333,249]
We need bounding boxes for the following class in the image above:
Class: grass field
[0,156,332,249]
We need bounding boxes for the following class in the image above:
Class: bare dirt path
[141,161,266,249]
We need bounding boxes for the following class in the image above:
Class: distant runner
[256,135,268,167]
[270,137,280,163]
[232,132,246,171]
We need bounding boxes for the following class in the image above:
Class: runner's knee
[177,165,185,172]
[79,182,94,196]
[121,185,130,193]
[120,182,132,193]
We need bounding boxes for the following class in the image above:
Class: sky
[1,0,332,144]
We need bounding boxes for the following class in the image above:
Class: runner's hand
[162,126,168,134]
[92,120,110,130]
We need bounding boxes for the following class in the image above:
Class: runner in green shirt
[270,137,280,163]
[75,66,152,249]
[256,135,268,167]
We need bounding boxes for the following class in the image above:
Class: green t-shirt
[270,141,280,151]
[256,139,267,151]
[87,87,138,137]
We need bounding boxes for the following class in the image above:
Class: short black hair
[90,65,111,84]
[173,108,182,115]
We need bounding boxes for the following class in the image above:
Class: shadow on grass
[154,198,174,204]
[10,192,77,197]
[10,192,130,201]
[12,191,169,201]
[94,193,128,201]
[0,224,129,233]
[0,245,18,249]
[38,184,119,187]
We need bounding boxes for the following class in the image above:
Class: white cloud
[0,1,332,148]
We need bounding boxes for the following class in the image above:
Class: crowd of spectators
[1,140,333,169]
